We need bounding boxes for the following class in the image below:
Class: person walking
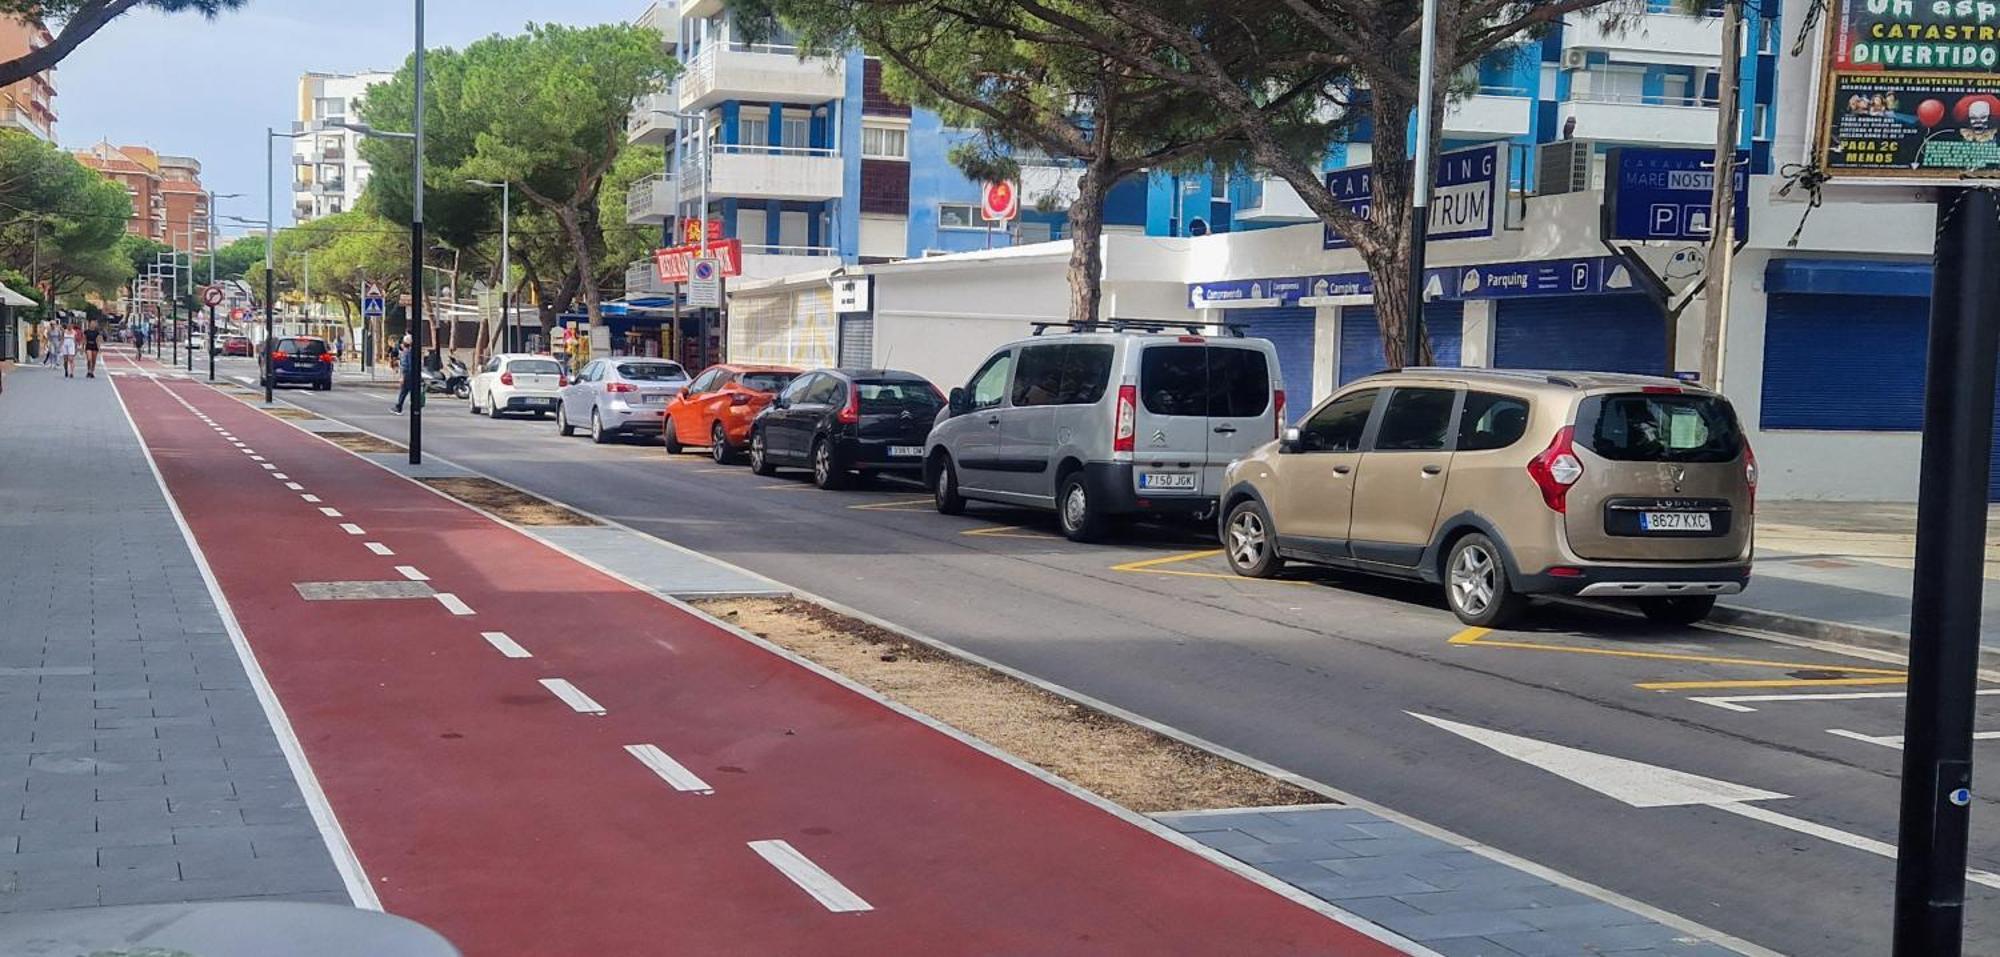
[39,318,56,367]
[57,322,77,378]
[82,320,101,378]
[390,334,415,414]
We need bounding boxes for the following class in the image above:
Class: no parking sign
[687,257,721,308]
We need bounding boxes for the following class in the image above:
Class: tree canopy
[0,1,248,89]
[0,131,134,301]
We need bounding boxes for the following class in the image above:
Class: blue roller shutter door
[1337,303,1464,386]
[1493,295,1666,374]
[1236,306,1315,422]
[1763,292,2000,499]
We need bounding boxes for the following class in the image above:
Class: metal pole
[1700,0,1745,387]
[408,0,426,465]
[1404,0,1439,371]
[500,181,510,353]
[208,190,217,382]
[265,127,277,404]
[1892,187,2000,957]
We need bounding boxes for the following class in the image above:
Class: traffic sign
[201,285,224,308]
[655,239,743,283]
[981,180,1018,223]
[363,280,386,318]
[687,257,722,308]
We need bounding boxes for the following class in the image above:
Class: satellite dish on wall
[1187,218,1210,237]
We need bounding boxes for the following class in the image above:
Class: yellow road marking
[1635,677,1910,691]
[1109,549,1314,586]
[961,524,1057,539]
[1447,626,1908,685]
[847,498,934,511]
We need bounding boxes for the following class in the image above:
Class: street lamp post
[207,192,243,383]
[468,179,510,353]
[333,117,426,465]
[646,108,709,364]
[265,127,311,404]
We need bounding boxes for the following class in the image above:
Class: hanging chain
[1776,162,1828,247]
[1791,0,1828,56]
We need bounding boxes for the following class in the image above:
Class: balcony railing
[698,144,843,201]
[739,244,841,281]
[678,42,845,113]
[626,259,669,297]
[625,90,679,146]
[626,173,677,225]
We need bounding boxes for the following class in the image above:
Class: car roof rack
[1030,318,1247,337]
[1370,366,1586,389]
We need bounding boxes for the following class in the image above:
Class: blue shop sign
[1605,147,1750,243]
[1455,257,1639,299]
[1324,145,1501,250]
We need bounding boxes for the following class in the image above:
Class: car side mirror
[948,387,968,416]
[1279,427,1301,453]
[773,394,789,409]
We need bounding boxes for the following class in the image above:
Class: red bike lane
[113,366,1414,957]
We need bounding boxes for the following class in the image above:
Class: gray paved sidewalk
[1162,807,1744,956]
[0,362,346,914]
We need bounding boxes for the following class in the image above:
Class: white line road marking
[250,455,265,462]
[1828,728,2000,750]
[1717,802,2000,889]
[338,523,364,535]
[395,565,428,582]
[261,464,278,471]
[1691,688,2000,713]
[364,542,394,556]
[480,631,531,658]
[624,744,713,794]
[272,473,289,479]
[284,482,303,490]
[231,441,246,447]
[240,449,256,455]
[539,678,606,715]
[434,593,474,616]
[748,840,872,913]
[318,507,342,518]
[301,494,321,503]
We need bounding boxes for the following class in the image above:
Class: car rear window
[276,339,326,354]
[618,362,684,381]
[506,358,563,375]
[857,380,941,414]
[1139,345,1271,417]
[1582,393,1743,463]
[739,372,797,393]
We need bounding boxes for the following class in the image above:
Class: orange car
[662,363,801,463]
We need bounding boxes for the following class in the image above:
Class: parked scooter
[423,357,470,400]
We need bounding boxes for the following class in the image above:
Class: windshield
[618,362,685,381]
[507,359,563,376]
[1583,393,1743,464]
[739,372,797,393]
[857,380,941,414]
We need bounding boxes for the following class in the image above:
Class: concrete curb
[1712,601,2000,667]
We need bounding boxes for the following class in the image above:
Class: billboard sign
[1604,147,1751,241]
[1813,0,2000,182]
[654,239,743,283]
[1323,144,1501,249]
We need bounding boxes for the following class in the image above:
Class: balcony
[636,1,680,48]
[626,91,680,146]
[317,143,346,162]
[626,173,678,225]
[1557,93,1719,147]
[1236,176,1319,224]
[739,244,840,281]
[627,259,669,297]
[679,43,845,113]
[702,146,842,201]
[680,0,724,20]
[1566,11,1723,62]
[316,179,346,195]
[1446,89,1533,138]
[292,180,313,194]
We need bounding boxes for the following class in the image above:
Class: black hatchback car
[749,369,943,488]
[263,336,335,391]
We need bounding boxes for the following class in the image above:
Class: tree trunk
[1360,50,1446,370]
[1064,161,1114,325]
[554,205,601,326]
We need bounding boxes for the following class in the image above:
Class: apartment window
[939,203,995,229]
[780,115,810,149]
[313,96,344,121]
[862,124,908,160]
[738,116,769,148]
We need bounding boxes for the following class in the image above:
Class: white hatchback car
[469,353,567,419]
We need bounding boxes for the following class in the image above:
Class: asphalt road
[251,364,1997,956]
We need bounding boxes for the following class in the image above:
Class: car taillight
[270,351,287,362]
[319,352,335,363]
[1526,426,1584,512]
[837,390,859,425]
[607,381,637,393]
[1744,440,1758,513]
[1113,384,1137,453]
[1273,389,1286,438]
[557,373,569,387]
[730,392,751,406]
[500,371,514,386]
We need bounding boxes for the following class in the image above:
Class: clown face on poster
[1817,0,2000,179]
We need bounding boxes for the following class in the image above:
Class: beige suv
[1218,369,1755,627]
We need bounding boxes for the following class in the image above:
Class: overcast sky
[56,0,645,235]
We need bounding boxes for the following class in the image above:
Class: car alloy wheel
[812,438,847,490]
[750,431,774,475]
[710,423,730,463]
[590,410,609,444]
[1449,542,1498,618]
[1228,509,1268,569]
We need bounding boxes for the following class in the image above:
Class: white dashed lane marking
[395,566,428,582]
[364,543,394,556]
[625,744,713,795]
[433,593,473,616]
[301,494,322,503]
[318,507,342,518]
[339,523,364,536]
[747,840,872,913]
[539,678,606,715]
[480,632,531,658]
[284,482,303,490]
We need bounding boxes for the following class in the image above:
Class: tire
[468,394,481,415]
[812,437,848,490]
[1222,499,1284,578]
[1444,533,1527,628]
[589,409,611,445]
[488,399,503,420]
[1056,472,1107,543]
[557,404,576,437]
[664,418,684,455]
[453,382,470,400]
[932,456,966,515]
[710,422,735,464]
[749,429,776,476]
[1638,595,1718,626]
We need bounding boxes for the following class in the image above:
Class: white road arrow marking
[1411,712,2000,889]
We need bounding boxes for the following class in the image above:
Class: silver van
[925,323,1285,541]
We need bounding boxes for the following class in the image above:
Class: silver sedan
[556,357,690,443]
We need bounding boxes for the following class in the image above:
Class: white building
[292,70,395,222]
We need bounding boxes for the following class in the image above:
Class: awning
[0,280,36,307]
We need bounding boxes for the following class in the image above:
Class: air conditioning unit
[1536,139,1592,196]
[1561,49,1590,70]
